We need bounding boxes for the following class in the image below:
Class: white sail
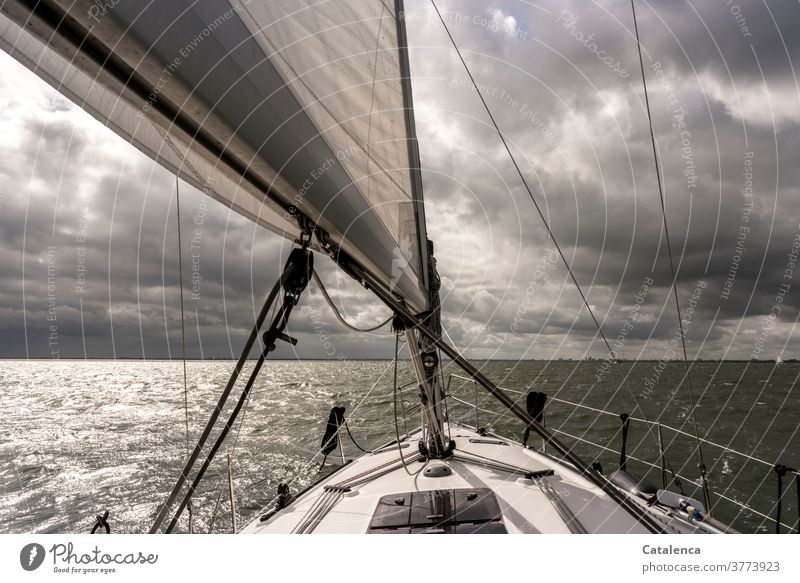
[0,0,430,312]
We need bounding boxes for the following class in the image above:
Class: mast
[404,242,447,457]
[394,0,448,456]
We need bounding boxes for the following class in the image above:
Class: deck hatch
[368,488,506,533]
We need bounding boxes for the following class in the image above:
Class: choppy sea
[0,359,797,534]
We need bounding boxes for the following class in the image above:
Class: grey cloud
[1,0,799,361]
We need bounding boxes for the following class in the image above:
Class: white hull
[243,423,718,534]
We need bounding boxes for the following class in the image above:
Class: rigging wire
[174,175,193,532]
[429,2,706,510]
[629,0,710,504]
[428,0,651,420]
[430,0,617,362]
[312,270,392,332]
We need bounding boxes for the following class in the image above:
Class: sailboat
[1,0,794,535]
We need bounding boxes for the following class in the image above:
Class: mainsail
[0,0,431,312]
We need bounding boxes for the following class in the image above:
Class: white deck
[241,424,708,534]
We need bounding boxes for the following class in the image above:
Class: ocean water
[0,359,797,534]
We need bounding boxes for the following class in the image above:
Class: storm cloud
[1,0,799,361]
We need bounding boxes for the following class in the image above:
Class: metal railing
[443,373,799,533]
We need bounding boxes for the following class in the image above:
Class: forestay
[0,0,430,312]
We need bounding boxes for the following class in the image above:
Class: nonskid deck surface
[242,424,701,534]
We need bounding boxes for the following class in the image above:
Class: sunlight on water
[0,359,796,534]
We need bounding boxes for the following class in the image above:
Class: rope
[249,352,409,524]
[630,0,710,506]
[451,450,550,478]
[343,419,373,454]
[292,456,421,533]
[174,175,193,533]
[536,477,588,534]
[165,269,307,533]
[312,270,392,332]
[150,268,289,533]
[292,490,337,534]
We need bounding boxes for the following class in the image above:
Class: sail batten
[0,0,431,312]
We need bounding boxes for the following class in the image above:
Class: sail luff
[394,0,430,295]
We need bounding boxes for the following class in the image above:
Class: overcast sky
[1,0,799,360]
